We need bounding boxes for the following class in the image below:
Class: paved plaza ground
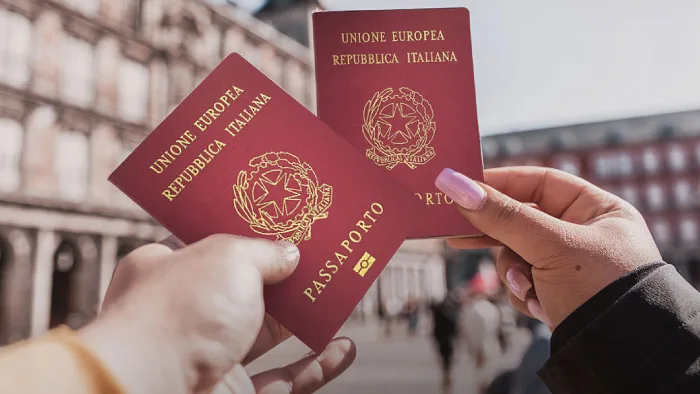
[245,317,531,394]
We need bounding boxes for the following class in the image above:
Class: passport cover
[108,53,419,352]
[312,8,485,239]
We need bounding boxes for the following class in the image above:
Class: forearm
[0,326,125,394]
[540,262,700,393]
[76,314,191,394]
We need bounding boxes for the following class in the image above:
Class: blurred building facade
[0,0,320,345]
[447,109,700,291]
[0,0,446,343]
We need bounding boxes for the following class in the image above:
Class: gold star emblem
[253,170,302,218]
[377,103,419,145]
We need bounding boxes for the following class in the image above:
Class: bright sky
[226,0,700,135]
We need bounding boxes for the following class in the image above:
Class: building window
[593,154,610,179]
[55,131,89,201]
[674,180,694,208]
[651,220,672,245]
[481,138,499,160]
[0,118,23,192]
[645,183,665,211]
[642,149,660,174]
[668,145,687,172]
[118,59,149,123]
[680,218,699,244]
[618,153,633,177]
[0,10,32,88]
[620,184,639,207]
[61,36,95,107]
[504,138,524,156]
[553,156,580,176]
[64,0,101,15]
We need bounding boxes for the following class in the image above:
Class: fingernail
[277,241,300,266]
[527,299,551,326]
[506,267,532,301]
[435,168,486,210]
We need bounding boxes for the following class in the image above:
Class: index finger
[484,166,613,223]
[251,337,357,394]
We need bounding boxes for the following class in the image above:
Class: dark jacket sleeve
[538,262,700,394]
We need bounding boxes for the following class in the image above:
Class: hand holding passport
[109,8,483,353]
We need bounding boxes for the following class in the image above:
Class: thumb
[187,235,301,284]
[435,168,566,262]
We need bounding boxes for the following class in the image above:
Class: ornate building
[0,0,316,345]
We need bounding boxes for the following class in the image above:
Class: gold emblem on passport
[353,252,376,277]
[232,152,333,245]
[362,87,436,170]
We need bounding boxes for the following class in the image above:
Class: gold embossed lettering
[303,288,316,303]
[356,220,372,233]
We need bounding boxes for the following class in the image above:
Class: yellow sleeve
[0,326,125,394]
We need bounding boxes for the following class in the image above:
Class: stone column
[72,235,100,328]
[30,230,57,337]
[6,229,33,343]
[98,236,118,309]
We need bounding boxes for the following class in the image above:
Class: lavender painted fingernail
[435,168,486,210]
[506,267,532,301]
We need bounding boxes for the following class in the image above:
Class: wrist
[77,313,191,394]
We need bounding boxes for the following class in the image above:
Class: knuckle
[491,198,522,226]
[203,234,243,258]
[116,249,146,278]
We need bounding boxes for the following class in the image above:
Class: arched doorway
[50,235,101,330]
[50,241,77,329]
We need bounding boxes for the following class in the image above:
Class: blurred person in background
[404,296,420,336]
[384,295,403,337]
[460,271,502,394]
[494,285,519,356]
[509,317,551,394]
[429,289,462,394]
[0,235,356,394]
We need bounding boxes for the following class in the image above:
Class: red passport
[108,54,418,352]
[312,8,485,239]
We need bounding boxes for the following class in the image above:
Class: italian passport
[108,53,419,352]
[312,8,485,239]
